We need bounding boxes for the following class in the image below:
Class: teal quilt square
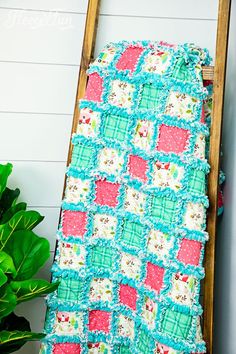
[151,196,177,223]
[103,114,129,142]
[57,278,83,302]
[161,308,192,339]
[139,84,162,109]
[91,246,114,269]
[121,219,144,248]
[137,329,151,354]
[189,169,205,195]
[71,143,93,169]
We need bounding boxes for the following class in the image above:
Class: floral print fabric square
[42,41,211,354]
[165,91,199,120]
[77,108,100,137]
[142,50,171,74]
[124,187,146,216]
[58,242,86,271]
[152,161,184,191]
[133,120,154,151]
[98,147,125,176]
[89,278,113,302]
[54,311,83,335]
[64,176,90,205]
[92,213,117,239]
[108,80,135,108]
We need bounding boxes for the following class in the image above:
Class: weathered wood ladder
[62,1,231,352]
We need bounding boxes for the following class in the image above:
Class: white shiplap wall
[0,1,218,353]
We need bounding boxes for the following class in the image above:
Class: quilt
[40,40,215,354]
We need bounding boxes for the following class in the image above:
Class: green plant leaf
[0,202,27,225]
[0,285,17,320]
[0,268,8,287]
[0,330,45,353]
[10,279,59,303]
[0,210,44,251]
[0,251,16,277]
[0,164,12,200]
[0,188,20,221]
[4,230,50,280]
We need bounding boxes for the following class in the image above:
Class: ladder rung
[203,66,214,81]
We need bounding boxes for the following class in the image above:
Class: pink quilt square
[128,155,148,182]
[116,46,144,72]
[156,124,189,154]
[62,210,87,238]
[85,73,103,102]
[178,238,202,266]
[89,310,111,333]
[53,343,81,354]
[119,284,137,310]
[95,179,120,207]
[145,262,165,293]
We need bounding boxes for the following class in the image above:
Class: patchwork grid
[41,41,213,354]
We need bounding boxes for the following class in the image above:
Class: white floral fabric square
[142,296,158,329]
[120,252,141,280]
[92,213,117,240]
[124,187,146,216]
[77,108,100,137]
[147,229,174,261]
[118,314,135,339]
[108,80,135,108]
[133,120,154,151]
[165,91,199,120]
[168,273,196,306]
[64,176,90,205]
[152,161,184,191]
[93,44,118,67]
[98,148,125,176]
[89,278,113,302]
[54,311,83,335]
[183,202,205,231]
[142,50,171,74]
[58,242,86,270]
[194,134,206,160]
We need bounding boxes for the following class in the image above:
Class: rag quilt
[40,40,217,354]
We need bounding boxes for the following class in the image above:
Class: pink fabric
[89,310,111,333]
[178,238,201,266]
[95,179,120,207]
[128,155,148,182]
[85,73,103,102]
[157,124,189,154]
[116,46,144,72]
[62,210,87,238]
[53,343,81,354]
[200,105,205,124]
[145,262,165,293]
[119,284,137,310]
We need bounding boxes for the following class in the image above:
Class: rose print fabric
[41,41,214,354]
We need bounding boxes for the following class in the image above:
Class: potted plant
[0,163,58,353]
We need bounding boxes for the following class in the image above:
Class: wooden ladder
[63,1,231,352]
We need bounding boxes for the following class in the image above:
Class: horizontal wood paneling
[0,9,85,65]
[0,0,88,13]
[0,62,79,114]
[0,113,72,161]
[100,0,218,19]
[95,15,217,59]
[0,0,218,19]
[2,161,66,207]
